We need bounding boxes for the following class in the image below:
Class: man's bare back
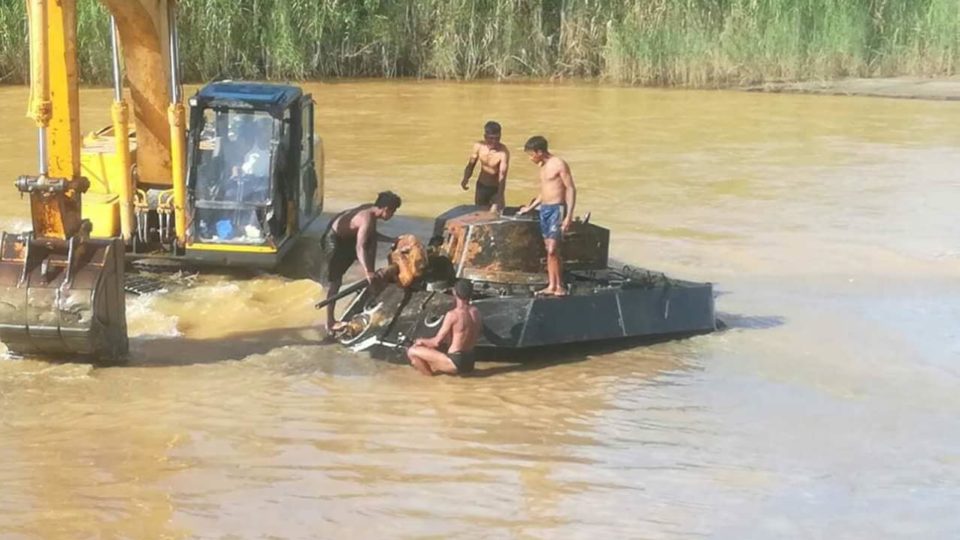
[406,280,482,375]
[330,204,377,240]
[445,304,482,354]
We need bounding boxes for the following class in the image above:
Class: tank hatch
[437,208,609,285]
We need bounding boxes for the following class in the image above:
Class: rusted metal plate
[439,211,609,284]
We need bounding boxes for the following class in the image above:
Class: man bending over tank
[321,191,401,334]
[518,136,576,296]
[460,121,509,212]
[406,280,482,376]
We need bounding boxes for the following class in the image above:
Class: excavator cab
[184,82,322,267]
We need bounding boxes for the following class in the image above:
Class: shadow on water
[128,325,325,367]
[715,312,786,331]
[462,333,707,378]
[14,311,785,371]
[464,311,786,377]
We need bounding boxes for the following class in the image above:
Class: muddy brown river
[0,81,958,539]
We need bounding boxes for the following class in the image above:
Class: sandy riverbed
[746,76,960,101]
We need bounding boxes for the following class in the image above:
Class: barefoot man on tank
[460,121,509,212]
[518,136,576,296]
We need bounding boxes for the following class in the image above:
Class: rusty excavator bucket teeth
[0,232,128,362]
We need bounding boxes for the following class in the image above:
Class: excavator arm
[0,0,186,361]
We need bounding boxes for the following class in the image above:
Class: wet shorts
[475,182,499,206]
[539,204,566,240]
[322,233,357,283]
[448,350,476,374]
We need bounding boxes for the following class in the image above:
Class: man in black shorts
[406,280,482,376]
[320,191,401,333]
[459,121,510,211]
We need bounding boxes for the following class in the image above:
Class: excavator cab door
[296,95,322,229]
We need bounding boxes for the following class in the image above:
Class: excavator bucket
[0,232,128,362]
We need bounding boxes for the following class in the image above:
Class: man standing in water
[406,280,482,375]
[518,136,576,296]
[321,191,402,333]
[460,121,509,211]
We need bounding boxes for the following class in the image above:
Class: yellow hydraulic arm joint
[168,101,187,244]
[110,100,133,241]
[108,16,134,242]
[24,0,85,240]
[165,0,187,245]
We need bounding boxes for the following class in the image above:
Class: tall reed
[0,0,956,86]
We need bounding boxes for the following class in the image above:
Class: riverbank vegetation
[0,0,957,86]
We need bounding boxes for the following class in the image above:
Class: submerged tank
[333,205,716,356]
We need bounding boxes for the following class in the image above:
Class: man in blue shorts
[517,136,577,296]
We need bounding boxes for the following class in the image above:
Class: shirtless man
[406,280,482,376]
[517,136,576,296]
[321,191,401,333]
[460,121,509,211]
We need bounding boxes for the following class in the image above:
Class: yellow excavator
[0,0,323,361]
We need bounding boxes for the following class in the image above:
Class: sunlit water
[0,81,958,539]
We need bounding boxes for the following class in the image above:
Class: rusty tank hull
[335,206,716,357]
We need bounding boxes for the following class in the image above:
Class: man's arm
[416,312,454,349]
[354,216,377,283]
[460,143,480,190]
[518,195,542,215]
[493,149,509,210]
[561,161,576,231]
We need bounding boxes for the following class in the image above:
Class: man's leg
[324,238,356,332]
[324,278,342,331]
[539,238,559,295]
[548,238,566,295]
[406,346,435,375]
[407,345,459,375]
[476,183,495,207]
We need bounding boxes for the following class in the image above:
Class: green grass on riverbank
[0,0,957,87]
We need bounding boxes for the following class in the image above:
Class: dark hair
[484,121,502,136]
[453,279,473,300]
[524,135,548,153]
[374,191,402,210]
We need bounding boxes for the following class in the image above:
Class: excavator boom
[0,0,185,361]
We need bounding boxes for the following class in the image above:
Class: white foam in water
[126,292,181,339]
[193,281,241,298]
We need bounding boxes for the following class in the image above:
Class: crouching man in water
[406,280,482,376]
[321,191,401,334]
[518,135,576,296]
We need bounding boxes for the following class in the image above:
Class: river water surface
[0,81,958,539]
